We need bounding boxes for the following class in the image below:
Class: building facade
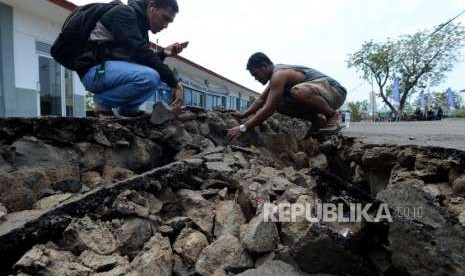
[142,54,259,112]
[0,0,258,118]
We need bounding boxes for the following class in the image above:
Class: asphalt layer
[342,118,465,151]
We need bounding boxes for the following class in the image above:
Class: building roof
[46,0,258,95]
[47,0,77,11]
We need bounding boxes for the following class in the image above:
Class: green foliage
[348,100,369,122]
[455,109,465,118]
[85,91,95,111]
[449,108,465,118]
[402,100,415,113]
[348,23,465,113]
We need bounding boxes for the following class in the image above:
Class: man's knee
[135,67,160,91]
[291,84,321,100]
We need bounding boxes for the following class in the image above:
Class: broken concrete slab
[150,102,175,125]
[195,234,253,275]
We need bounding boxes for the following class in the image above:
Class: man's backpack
[51,0,122,71]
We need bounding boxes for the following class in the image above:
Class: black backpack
[51,0,122,71]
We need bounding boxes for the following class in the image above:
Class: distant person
[393,111,401,122]
[427,106,435,120]
[414,108,422,120]
[54,0,186,117]
[227,52,347,139]
[437,107,443,120]
[389,112,395,122]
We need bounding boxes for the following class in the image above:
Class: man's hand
[164,42,189,57]
[169,84,183,111]
[227,126,242,140]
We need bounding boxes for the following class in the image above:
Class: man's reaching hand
[169,83,184,111]
[226,126,242,140]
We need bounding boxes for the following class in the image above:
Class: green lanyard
[96,62,105,77]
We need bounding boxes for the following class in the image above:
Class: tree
[347,100,369,122]
[348,23,465,113]
[402,99,415,114]
[431,90,463,110]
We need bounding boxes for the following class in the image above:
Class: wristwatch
[239,124,247,132]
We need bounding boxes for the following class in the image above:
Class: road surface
[342,118,465,151]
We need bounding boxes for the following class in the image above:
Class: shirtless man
[227,52,347,139]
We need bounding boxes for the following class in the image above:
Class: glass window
[192,91,199,107]
[191,92,196,106]
[207,95,226,110]
[184,88,192,106]
[206,94,214,110]
[241,99,248,111]
[39,56,62,116]
[228,96,236,109]
[186,89,204,108]
[200,93,205,108]
[65,69,74,117]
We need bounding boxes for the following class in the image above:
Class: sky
[71,0,465,103]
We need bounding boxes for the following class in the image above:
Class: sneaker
[318,112,344,131]
[304,113,344,139]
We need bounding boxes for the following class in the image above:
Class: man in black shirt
[78,0,185,117]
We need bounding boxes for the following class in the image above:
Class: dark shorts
[278,78,346,120]
[290,78,345,109]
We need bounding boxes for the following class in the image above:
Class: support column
[0,3,16,117]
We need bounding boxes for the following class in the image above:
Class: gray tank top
[273,64,347,97]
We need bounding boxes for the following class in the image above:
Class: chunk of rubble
[112,218,152,259]
[205,161,233,173]
[112,190,150,218]
[290,224,374,275]
[131,233,173,276]
[0,203,8,221]
[236,260,306,276]
[59,216,119,255]
[214,200,246,238]
[173,227,209,264]
[14,243,92,276]
[78,250,128,272]
[453,175,465,194]
[177,189,215,234]
[240,215,279,254]
[195,234,253,275]
[33,193,73,210]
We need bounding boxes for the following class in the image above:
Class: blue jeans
[81,61,160,113]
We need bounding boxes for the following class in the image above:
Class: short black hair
[150,0,179,13]
[246,52,273,70]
